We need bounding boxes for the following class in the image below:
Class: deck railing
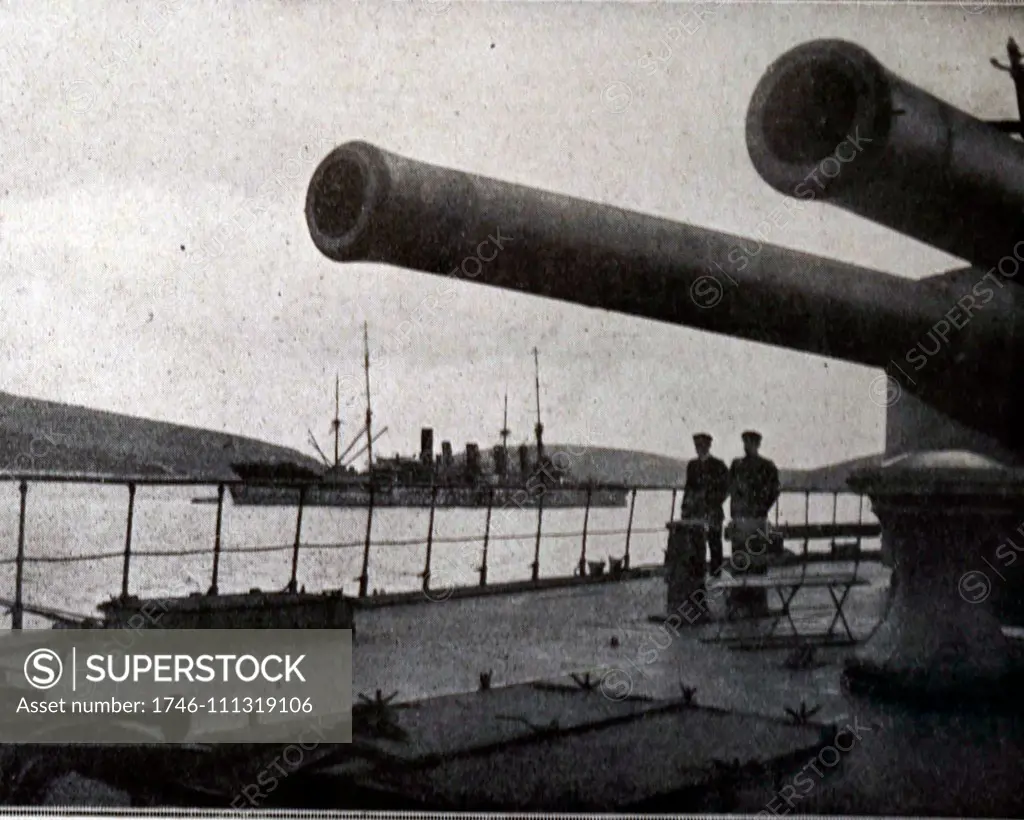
[0,472,880,628]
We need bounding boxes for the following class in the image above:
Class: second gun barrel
[746,38,1024,276]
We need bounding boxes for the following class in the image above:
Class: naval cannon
[306,39,1024,697]
[744,39,1024,695]
[306,141,1020,454]
[306,139,955,361]
[747,39,1024,281]
[747,38,1024,459]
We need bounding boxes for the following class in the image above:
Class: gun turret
[744,38,1024,456]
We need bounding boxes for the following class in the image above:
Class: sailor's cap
[741,430,763,442]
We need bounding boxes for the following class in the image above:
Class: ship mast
[533,347,544,469]
[363,323,374,473]
[331,374,341,467]
[499,389,510,478]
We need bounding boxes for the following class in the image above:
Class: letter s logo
[25,649,63,690]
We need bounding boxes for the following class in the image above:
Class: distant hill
[0,392,881,491]
[494,444,883,492]
[521,444,690,487]
[777,453,885,492]
[0,393,321,479]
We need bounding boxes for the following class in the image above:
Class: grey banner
[0,629,352,744]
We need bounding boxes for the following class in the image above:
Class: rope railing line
[196,544,294,556]
[21,550,125,564]
[220,542,361,554]
[17,545,295,563]
[9,522,878,566]
[281,540,391,551]
[111,544,297,558]
[0,528,860,568]
[127,547,230,559]
[5,527,673,567]
[279,526,669,552]
[7,522,766,566]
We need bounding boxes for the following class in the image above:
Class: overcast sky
[0,1,1015,469]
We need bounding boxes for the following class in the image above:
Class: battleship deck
[0,473,1018,813]
[303,686,828,811]
[5,568,1024,812]
[329,569,1024,814]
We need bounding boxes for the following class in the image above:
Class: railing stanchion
[359,486,374,597]
[423,485,437,592]
[12,481,27,630]
[624,488,637,570]
[804,490,811,556]
[578,487,592,576]
[479,488,493,586]
[210,483,225,595]
[669,488,677,522]
[532,491,544,581]
[121,482,136,600]
[288,485,306,594]
[857,492,865,549]
[832,491,839,527]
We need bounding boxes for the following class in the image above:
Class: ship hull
[228,484,627,508]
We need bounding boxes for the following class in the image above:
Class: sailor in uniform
[681,432,730,576]
[728,430,780,615]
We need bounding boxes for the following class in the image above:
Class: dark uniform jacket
[681,456,729,523]
[729,455,780,519]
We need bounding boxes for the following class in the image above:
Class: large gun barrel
[306,141,1024,452]
[307,141,963,369]
[746,39,1024,275]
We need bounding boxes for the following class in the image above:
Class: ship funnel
[420,428,434,466]
[494,444,508,478]
[466,443,481,478]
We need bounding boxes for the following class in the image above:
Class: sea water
[0,484,876,627]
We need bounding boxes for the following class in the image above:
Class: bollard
[660,518,709,624]
[845,452,1015,699]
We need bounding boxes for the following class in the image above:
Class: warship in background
[230,340,627,508]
